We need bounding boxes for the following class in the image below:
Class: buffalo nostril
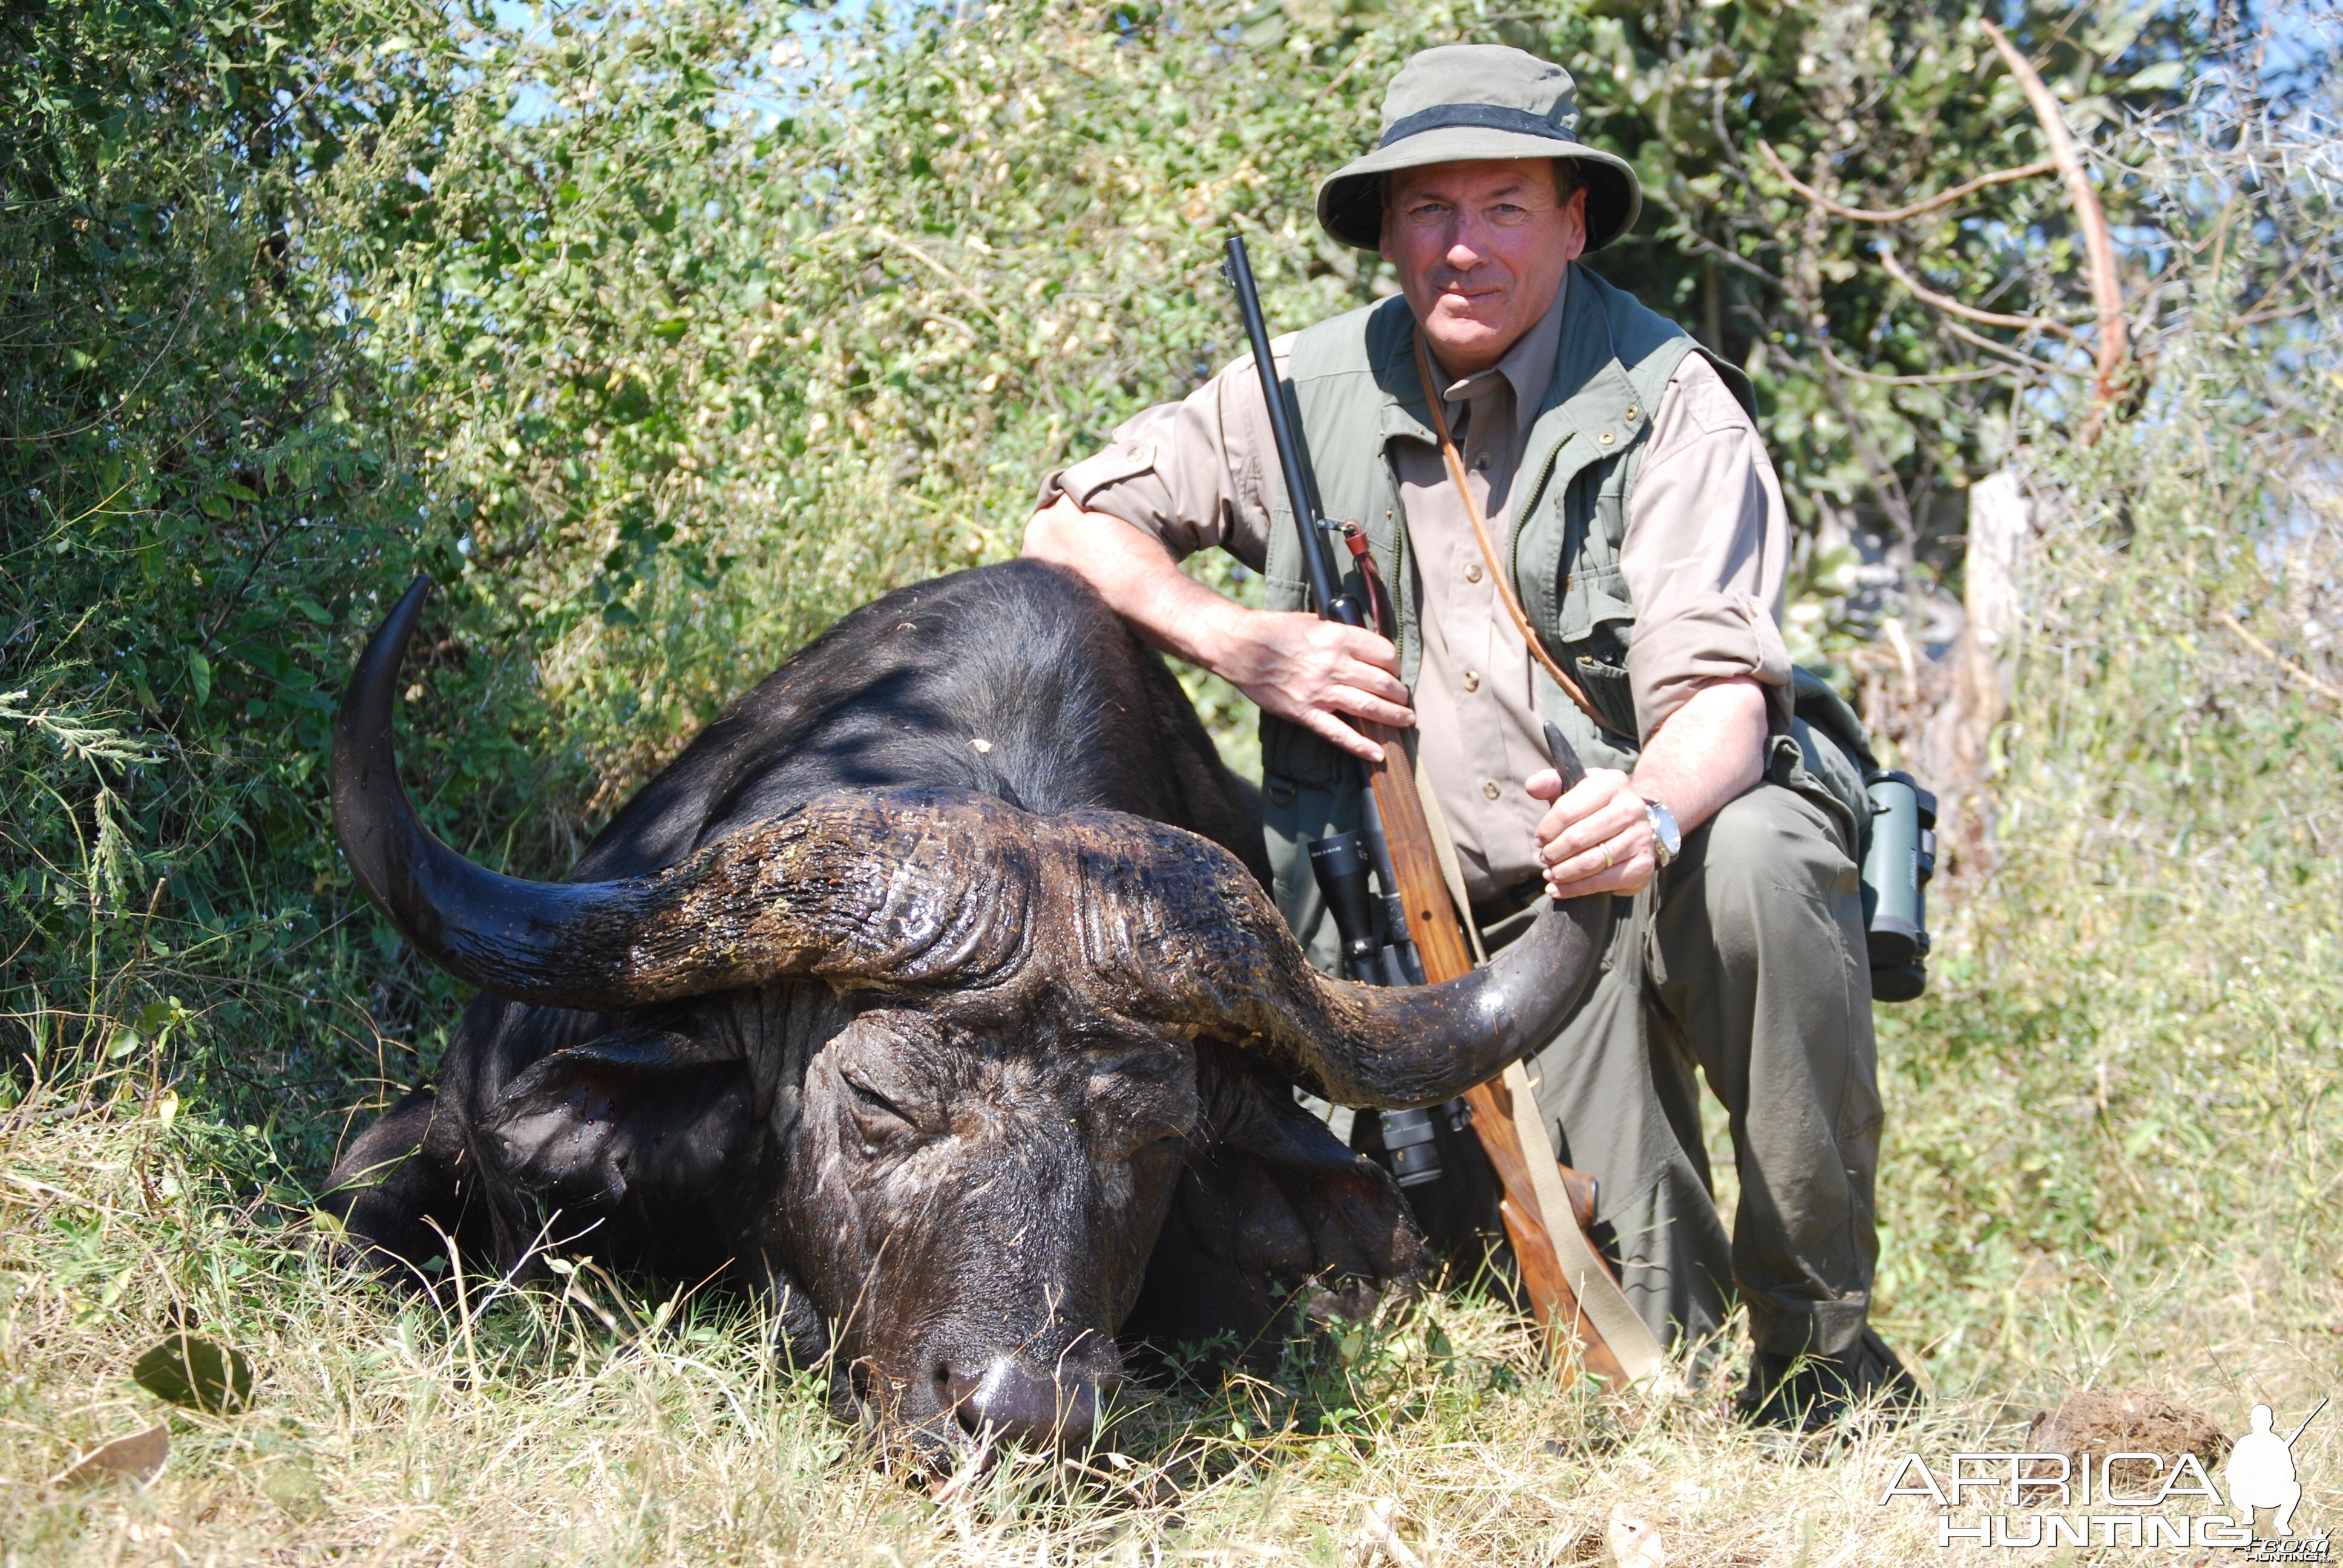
[942,1367,987,1433]
[953,1359,1099,1449]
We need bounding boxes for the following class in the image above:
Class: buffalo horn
[331,580,1027,1009]
[1088,821,1609,1111]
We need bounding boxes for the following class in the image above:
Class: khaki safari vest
[1257,266,1872,972]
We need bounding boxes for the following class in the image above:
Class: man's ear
[1558,178,1588,263]
[484,1025,753,1211]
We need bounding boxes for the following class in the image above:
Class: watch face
[1647,800,1682,858]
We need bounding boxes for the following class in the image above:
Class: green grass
[1,1065,2333,1565]
[5,4,2339,1555]
[5,422,2341,1558]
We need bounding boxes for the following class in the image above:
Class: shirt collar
[1424,270,1570,438]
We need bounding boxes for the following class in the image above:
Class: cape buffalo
[323,560,1602,1461]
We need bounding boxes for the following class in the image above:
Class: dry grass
[2,1062,2336,1567]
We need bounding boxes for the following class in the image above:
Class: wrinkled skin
[324,563,1443,1462]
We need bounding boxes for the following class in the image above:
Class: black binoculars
[1861,769,1938,1002]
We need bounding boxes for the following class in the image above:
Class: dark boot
[1737,1327,1922,1431]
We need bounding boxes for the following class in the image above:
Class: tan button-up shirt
[1043,281,1792,901]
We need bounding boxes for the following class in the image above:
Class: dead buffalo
[323,560,1602,1460]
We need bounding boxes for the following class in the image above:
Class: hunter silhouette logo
[2230,1400,2325,1538]
[1879,1393,2331,1553]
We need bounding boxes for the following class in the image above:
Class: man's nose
[1442,223,1493,275]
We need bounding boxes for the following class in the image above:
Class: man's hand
[1527,678,1772,900]
[1221,611,1412,762]
[1527,767,1656,899]
[1024,494,1412,762]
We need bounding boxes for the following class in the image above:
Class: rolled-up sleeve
[1036,343,1288,573]
[1619,355,1794,740]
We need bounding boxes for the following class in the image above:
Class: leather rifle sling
[1411,330,1665,1384]
[1410,332,1630,743]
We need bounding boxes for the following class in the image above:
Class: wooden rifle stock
[1354,725,1631,1387]
[1219,234,1627,1385]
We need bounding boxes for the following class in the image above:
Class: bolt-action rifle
[1221,235,1632,1385]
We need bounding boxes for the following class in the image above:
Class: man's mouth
[1436,284,1506,313]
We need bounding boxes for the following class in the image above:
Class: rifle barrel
[1223,237,1356,629]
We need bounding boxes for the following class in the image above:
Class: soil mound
[2023,1389,2229,1497]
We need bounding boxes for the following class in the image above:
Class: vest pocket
[1570,655,1642,743]
[1260,712,1346,789]
[1259,748,1363,978]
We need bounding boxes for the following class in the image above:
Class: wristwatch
[1642,798,1682,868]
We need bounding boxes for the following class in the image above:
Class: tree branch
[2215,610,2343,708]
[1814,339,2027,385]
[1755,141,2057,224]
[1876,245,2080,338]
[1979,20,2131,430]
[1937,315,2080,377]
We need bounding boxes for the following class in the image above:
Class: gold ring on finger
[1600,844,1614,871]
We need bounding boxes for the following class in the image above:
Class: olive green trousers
[1492,780,1884,1359]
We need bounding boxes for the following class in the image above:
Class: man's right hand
[1218,610,1412,762]
[1022,494,1412,762]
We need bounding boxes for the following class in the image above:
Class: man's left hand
[1527,766,1656,899]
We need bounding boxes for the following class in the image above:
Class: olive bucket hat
[1316,45,1642,253]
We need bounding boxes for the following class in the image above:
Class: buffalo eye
[838,1069,922,1149]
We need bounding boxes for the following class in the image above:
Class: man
[1024,43,1912,1426]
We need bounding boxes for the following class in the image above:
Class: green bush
[2,0,2333,1402]
[2,4,2339,1561]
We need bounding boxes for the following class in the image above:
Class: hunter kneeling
[1026,43,1916,1429]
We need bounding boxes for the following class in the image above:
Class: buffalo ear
[484,1027,753,1214]
[1123,1050,1429,1360]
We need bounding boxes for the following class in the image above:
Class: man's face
[1379,160,1585,377]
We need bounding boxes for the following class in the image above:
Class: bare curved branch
[2217,610,2343,708]
[1979,21,2131,428]
[1755,141,2058,224]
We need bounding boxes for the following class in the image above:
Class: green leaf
[186,650,211,705]
[2124,60,2186,93]
[292,598,332,626]
[133,1334,255,1414]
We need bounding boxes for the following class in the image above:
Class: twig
[1938,316,2080,377]
[1876,246,2079,338]
[863,225,1003,327]
[1756,142,2057,223]
[2215,610,2343,708]
[1815,339,2020,385]
[1979,21,2131,428]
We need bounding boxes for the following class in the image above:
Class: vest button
[1625,404,1639,422]
[1463,670,1481,693]
[1481,780,1501,800]
[1598,430,1615,445]
[1465,562,1483,583]
[1473,451,1491,471]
